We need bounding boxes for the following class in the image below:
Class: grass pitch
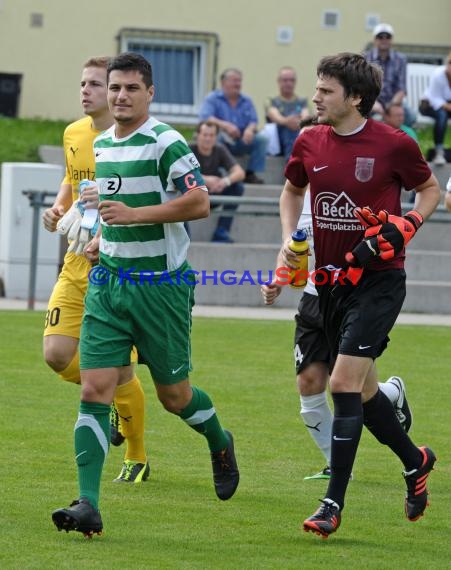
[0,311,450,569]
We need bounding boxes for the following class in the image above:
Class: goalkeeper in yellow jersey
[42,56,149,483]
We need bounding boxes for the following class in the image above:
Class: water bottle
[288,229,309,288]
[78,179,99,235]
[79,178,96,196]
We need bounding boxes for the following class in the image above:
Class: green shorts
[79,262,195,384]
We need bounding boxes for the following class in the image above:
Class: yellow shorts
[44,252,91,338]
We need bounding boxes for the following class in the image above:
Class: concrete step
[189,242,279,272]
[243,154,450,189]
[189,243,451,281]
[409,220,451,250]
[188,242,451,313]
[404,281,451,313]
[404,249,451,281]
[238,155,285,185]
[242,184,435,204]
[430,163,451,190]
[244,183,282,197]
[190,211,450,248]
[189,271,451,313]
[189,214,281,243]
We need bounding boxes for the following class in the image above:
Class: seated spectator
[199,68,267,184]
[364,23,416,126]
[265,66,312,161]
[190,121,245,243]
[383,103,419,203]
[418,53,451,166]
[383,102,419,142]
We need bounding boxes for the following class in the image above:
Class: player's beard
[315,114,332,126]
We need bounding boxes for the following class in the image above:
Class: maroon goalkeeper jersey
[285,119,431,270]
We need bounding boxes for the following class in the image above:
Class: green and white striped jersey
[94,117,206,275]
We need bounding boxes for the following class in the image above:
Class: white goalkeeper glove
[56,181,100,255]
[56,201,82,236]
[69,208,100,255]
[55,201,86,255]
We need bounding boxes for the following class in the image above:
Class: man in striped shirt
[52,52,239,537]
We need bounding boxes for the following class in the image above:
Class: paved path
[1,298,450,326]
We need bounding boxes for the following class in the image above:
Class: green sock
[179,386,229,452]
[74,401,110,510]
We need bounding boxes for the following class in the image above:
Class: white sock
[378,380,398,404]
[300,391,332,465]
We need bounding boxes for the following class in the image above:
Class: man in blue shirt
[364,23,416,126]
[199,68,267,184]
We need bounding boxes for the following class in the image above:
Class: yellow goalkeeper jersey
[62,115,100,202]
[60,115,102,281]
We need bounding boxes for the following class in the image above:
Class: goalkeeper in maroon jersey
[280,52,441,538]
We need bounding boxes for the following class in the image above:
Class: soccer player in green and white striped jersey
[52,53,239,537]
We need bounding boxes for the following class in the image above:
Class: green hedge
[0,116,445,166]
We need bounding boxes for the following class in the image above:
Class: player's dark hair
[196,120,219,134]
[317,53,382,118]
[107,52,153,87]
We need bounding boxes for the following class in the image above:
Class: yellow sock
[114,375,146,463]
[58,352,81,384]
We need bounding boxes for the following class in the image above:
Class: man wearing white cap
[364,23,416,125]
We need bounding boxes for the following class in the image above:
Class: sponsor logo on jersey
[100,174,122,196]
[189,154,200,168]
[313,191,363,232]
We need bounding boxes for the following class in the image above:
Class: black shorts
[294,292,330,374]
[317,268,406,362]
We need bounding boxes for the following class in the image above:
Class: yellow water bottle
[288,229,309,288]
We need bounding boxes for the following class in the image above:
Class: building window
[118,28,219,124]
[30,13,43,28]
[321,10,340,29]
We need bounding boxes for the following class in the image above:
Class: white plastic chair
[406,63,437,125]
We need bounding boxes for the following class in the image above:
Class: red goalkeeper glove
[346,207,423,265]
[345,206,382,267]
[374,210,423,259]
[353,206,381,228]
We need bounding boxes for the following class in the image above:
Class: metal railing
[22,190,57,310]
[209,195,451,222]
[21,190,450,309]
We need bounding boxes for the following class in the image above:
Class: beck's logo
[313,192,363,232]
[314,192,357,221]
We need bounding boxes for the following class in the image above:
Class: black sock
[325,392,363,510]
[363,389,422,469]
